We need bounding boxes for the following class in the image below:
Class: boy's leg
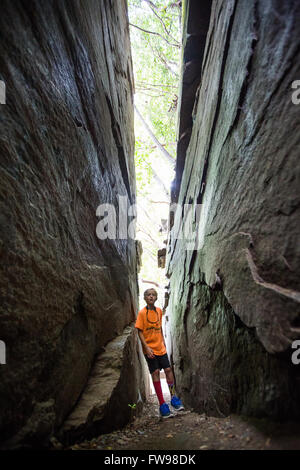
[164,367,176,397]
[157,354,176,395]
[145,355,172,417]
[151,369,165,405]
[145,355,165,406]
[152,370,173,418]
[164,366,185,410]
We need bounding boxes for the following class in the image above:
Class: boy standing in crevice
[135,288,184,418]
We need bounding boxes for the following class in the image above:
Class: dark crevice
[104,93,133,205]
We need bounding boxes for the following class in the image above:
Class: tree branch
[139,244,157,261]
[135,90,166,98]
[137,201,160,227]
[142,0,180,46]
[129,22,180,48]
[136,142,176,152]
[148,41,179,78]
[141,0,159,10]
[136,81,177,89]
[134,104,175,167]
[141,279,161,288]
[151,167,170,199]
[137,223,160,248]
[149,200,169,204]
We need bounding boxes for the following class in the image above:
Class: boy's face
[144,289,157,306]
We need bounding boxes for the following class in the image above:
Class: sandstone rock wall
[166,0,300,419]
[0,0,145,447]
[171,0,212,204]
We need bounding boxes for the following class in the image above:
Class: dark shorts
[144,353,171,374]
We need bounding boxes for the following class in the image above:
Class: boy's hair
[143,288,158,298]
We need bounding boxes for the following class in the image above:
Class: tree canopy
[128,0,181,305]
[128,0,181,196]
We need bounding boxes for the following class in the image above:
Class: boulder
[59,325,144,446]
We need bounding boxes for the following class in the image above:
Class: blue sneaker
[171,396,185,411]
[159,402,172,418]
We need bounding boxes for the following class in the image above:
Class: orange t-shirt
[135,306,166,356]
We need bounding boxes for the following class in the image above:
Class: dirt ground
[62,392,300,451]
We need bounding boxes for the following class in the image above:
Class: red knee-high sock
[153,380,165,405]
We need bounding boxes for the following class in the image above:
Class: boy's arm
[137,329,155,359]
[161,327,166,349]
[160,310,167,349]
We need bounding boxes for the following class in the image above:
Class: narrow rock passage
[1,0,300,450]
[63,392,300,451]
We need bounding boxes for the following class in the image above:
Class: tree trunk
[134,104,175,167]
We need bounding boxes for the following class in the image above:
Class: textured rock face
[0,0,145,447]
[59,325,145,445]
[171,0,212,204]
[166,0,300,419]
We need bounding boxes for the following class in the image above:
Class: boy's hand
[145,346,155,359]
